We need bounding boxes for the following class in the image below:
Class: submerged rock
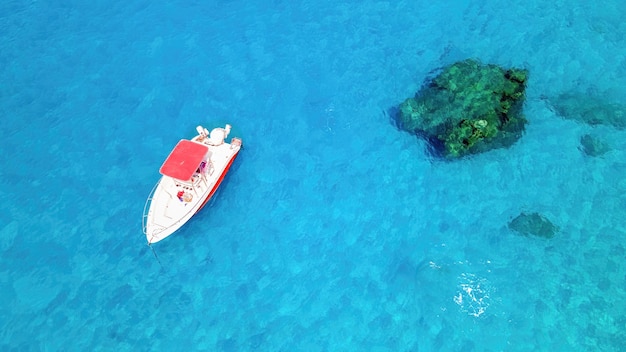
[547,93,626,129]
[397,59,528,158]
[579,134,610,157]
[508,212,558,238]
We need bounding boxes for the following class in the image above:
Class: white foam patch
[454,273,491,317]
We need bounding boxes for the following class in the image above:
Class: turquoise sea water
[2,0,626,350]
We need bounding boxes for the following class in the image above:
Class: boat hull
[197,150,239,213]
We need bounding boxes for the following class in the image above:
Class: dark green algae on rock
[398,59,528,158]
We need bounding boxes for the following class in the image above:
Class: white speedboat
[142,124,242,244]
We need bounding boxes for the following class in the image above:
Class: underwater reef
[547,93,626,129]
[545,92,623,156]
[398,59,528,158]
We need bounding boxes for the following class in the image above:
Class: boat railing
[142,180,160,235]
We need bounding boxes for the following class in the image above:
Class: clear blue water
[2,1,626,350]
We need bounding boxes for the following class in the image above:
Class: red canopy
[159,140,209,181]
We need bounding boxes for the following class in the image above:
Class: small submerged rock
[579,134,610,157]
[508,212,558,238]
